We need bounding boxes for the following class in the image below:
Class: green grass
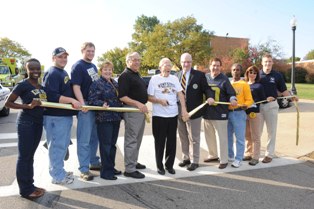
[286,83,314,100]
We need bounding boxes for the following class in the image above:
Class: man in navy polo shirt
[259,54,297,163]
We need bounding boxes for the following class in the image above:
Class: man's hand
[207,98,215,105]
[137,103,148,113]
[267,96,275,102]
[230,99,238,107]
[181,110,190,122]
[72,100,82,109]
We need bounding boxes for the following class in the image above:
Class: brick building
[210,35,249,58]
[197,35,249,73]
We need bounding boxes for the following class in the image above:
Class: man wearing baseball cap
[42,47,81,184]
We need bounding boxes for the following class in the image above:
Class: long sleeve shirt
[88,77,122,123]
[229,79,254,110]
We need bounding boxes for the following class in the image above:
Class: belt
[229,108,243,112]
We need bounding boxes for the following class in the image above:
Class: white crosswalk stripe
[0,132,304,197]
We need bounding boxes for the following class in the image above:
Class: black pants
[152,116,178,170]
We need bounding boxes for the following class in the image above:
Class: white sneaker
[231,160,241,168]
[66,171,74,178]
[52,176,74,185]
[228,158,234,162]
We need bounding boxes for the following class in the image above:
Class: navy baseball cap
[52,47,69,56]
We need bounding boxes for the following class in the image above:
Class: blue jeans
[77,110,100,173]
[97,121,120,179]
[227,110,247,161]
[16,120,42,197]
[44,116,72,181]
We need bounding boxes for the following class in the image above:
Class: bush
[305,72,314,83]
[285,67,308,83]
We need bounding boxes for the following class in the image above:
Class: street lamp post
[290,16,297,95]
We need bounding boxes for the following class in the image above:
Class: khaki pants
[178,117,202,164]
[204,119,228,164]
[245,113,262,160]
[259,101,279,158]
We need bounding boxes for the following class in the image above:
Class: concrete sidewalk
[262,99,314,159]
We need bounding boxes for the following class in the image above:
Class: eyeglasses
[249,71,257,75]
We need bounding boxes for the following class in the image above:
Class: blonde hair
[99,61,114,72]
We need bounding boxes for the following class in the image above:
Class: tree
[0,37,31,62]
[129,15,160,54]
[304,49,314,60]
[97,47,129,75]
[230,39,284,69]
[129,15,213,72]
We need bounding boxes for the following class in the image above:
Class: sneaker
[80,171,94,181]
[249,159,259,166]
[52,176,74,185]
[90,163,102,171]
[66,171,73,178]
[231,160,241,168]
[228,158,234,162]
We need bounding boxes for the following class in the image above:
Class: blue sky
[1,0,313,71]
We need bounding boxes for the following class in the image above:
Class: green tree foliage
[129,15,160,54]
[304,49,314,60]
[230,39,284,69]
[97,47,129,75]
[129,15,213,72]
[0,37,31,61]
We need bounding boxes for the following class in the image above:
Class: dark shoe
[166,168,176,174]
[136,163,146,169]
[249,159,259,166]
[90,163,102,171]
[204,157,219,163]
[187,163,199,171]
[243,156,252,161]
[102,176,117,180]
[24,188,45,199]
[262,156,272,163]
[178,160,191,167]
[218,163,228,169]
[124,171,145,179]
[157,168,165,175]
[114,168,122,175]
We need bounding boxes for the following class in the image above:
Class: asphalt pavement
[0,99,313,209]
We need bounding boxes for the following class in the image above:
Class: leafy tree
[129,15,160,54]
[97,47,129,75]
[230,39,284,69]
[129,15,213,72]
[287,56,301,62]
[304,49,314,60]
[0,37,31,62]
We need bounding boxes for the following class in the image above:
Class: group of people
[5,44,296,199]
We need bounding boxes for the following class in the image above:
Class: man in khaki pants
[203,58,237,169]
[259,54,298,163]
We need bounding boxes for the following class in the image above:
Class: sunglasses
[249,71,257,75]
